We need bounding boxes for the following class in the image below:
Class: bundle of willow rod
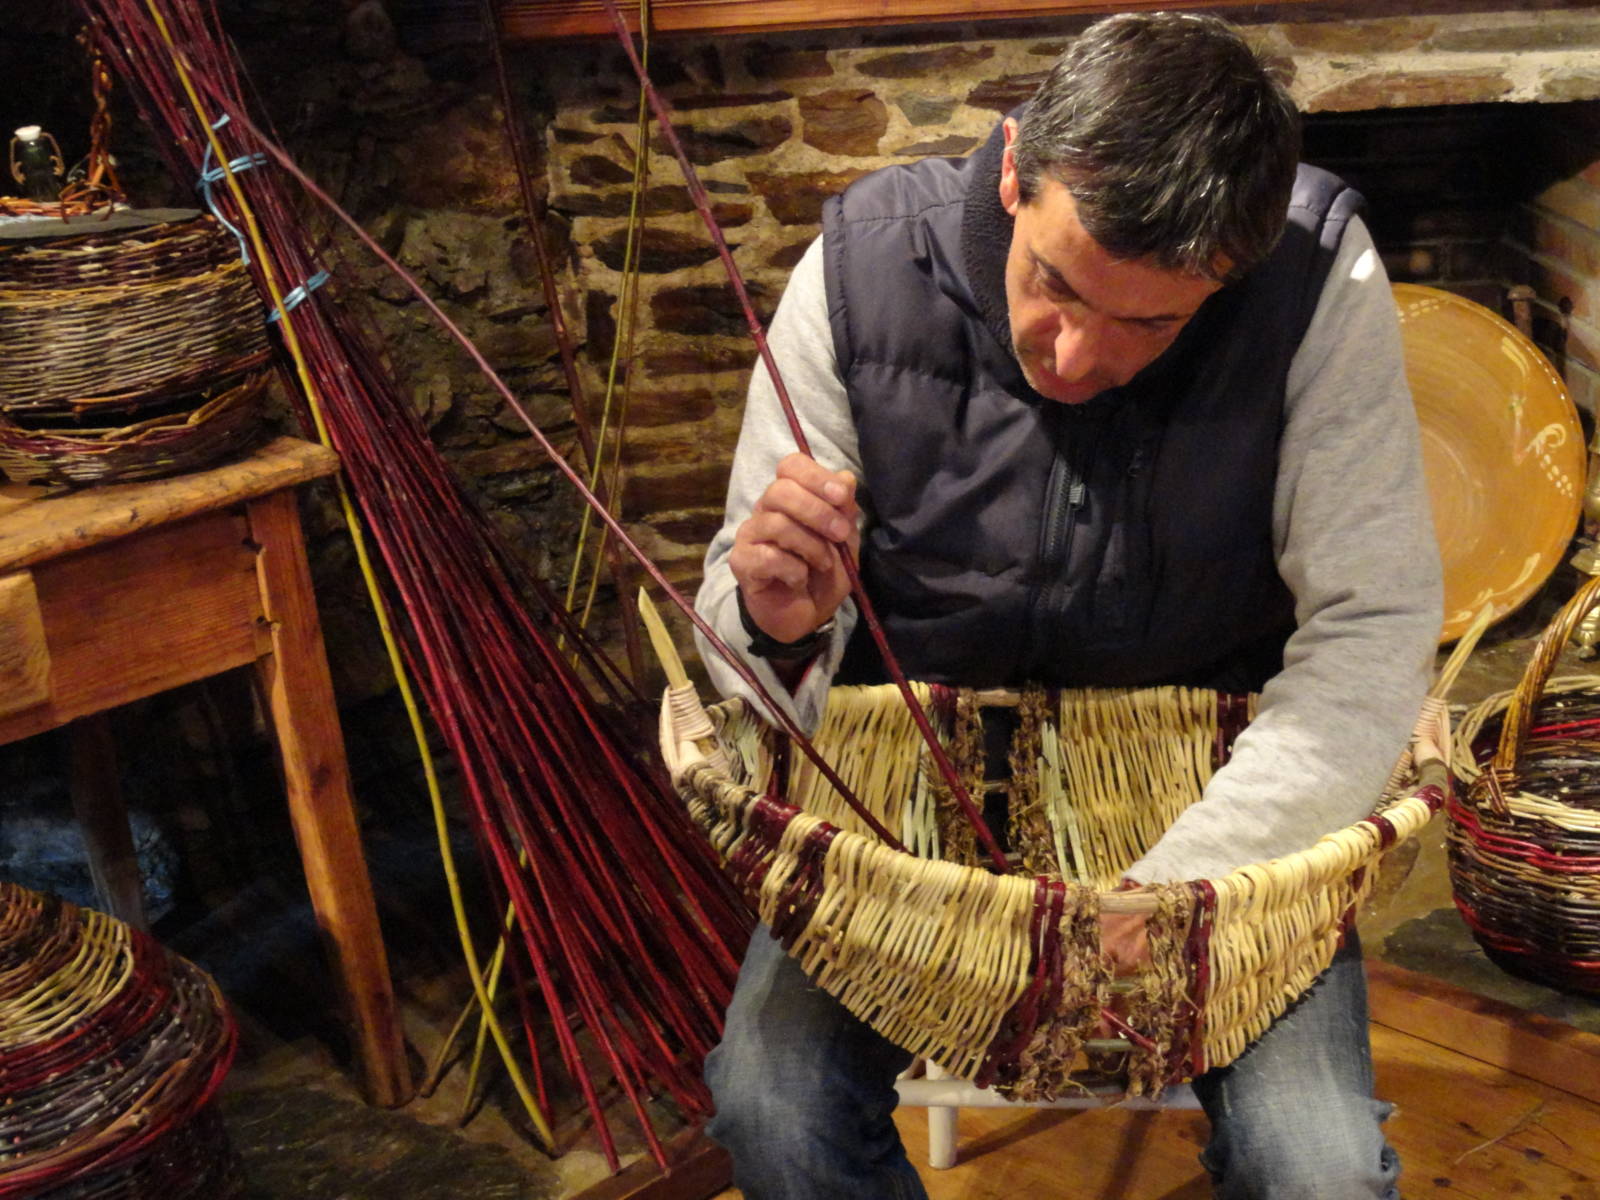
[0,881,240,1199]
[75,0,753,1167]
[660,677,1450,1100]
[1449,573,1600,997]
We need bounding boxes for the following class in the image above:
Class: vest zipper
[1025,414,1100,673]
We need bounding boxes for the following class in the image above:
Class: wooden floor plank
[1374,1025,1600,1200]
[1368,960,1600,1107]
[895,1106,1213,1199]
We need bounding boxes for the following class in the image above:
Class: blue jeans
[706,927,1399,1199]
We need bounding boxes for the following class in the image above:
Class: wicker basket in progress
[659,674,1450,1102]
[1450,572,1600,996]
[0,881,242,1198]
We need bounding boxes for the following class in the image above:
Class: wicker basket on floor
[1449,572,1600,997]
[658,671,1451,1102]
[0,881,242,1198]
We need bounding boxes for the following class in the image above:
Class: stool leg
[67,714,149,931]
[924,1060,959,1169]
[248,491,413,1107]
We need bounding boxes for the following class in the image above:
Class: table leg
[66,713,149,932]
[248,489,413,1107]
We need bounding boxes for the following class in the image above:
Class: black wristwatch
[736,587,836,661]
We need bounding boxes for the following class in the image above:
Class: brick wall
[1304,105,1530,312]
[1508,102,1600,424]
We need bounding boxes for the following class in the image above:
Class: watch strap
[736,588,836,661]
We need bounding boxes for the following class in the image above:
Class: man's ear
[999,117,1021,216]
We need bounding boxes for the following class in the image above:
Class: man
[694,12,1441,1198]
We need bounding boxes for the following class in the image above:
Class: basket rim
[673,682,1447,902]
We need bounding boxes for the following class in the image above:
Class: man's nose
[1051,312,1106,382]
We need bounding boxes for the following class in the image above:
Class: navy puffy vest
[824,119,1363,692]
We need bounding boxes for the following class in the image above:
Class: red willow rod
[596,0,1009,872]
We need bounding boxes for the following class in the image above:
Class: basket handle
[1489,572,1600,786]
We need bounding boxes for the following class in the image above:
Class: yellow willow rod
[420,874,526,1115]
[576,50,653,639]
[141,0,553,1145]
[562,0,653,639]
[453,877,522,1119]
[570,67,652,640]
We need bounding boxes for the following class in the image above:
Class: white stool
[895,1061,1201,1169]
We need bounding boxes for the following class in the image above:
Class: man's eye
[1036,267,1072,300]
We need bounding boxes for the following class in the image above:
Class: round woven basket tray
[1450,572,1600,996]
[659,676,1451,1101]
[0,370,269,487]
[0,881,241,1198]
[0,213,271,416]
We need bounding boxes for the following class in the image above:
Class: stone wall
[541,6,1600,615]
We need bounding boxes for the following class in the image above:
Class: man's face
[999,119,1224,405]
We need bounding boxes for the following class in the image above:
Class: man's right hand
[728,452,860,645]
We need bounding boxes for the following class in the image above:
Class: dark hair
[1013,12,1301,280]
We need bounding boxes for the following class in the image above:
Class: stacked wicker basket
[0,880,241,1198]
[0,212,271,486]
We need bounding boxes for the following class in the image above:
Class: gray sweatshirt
[695,218,1443,884]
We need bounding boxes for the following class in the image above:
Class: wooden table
[0,436,412,1107]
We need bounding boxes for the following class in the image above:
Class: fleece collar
[959,115,1020,364]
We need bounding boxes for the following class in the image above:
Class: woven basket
[1449,572,1600,996]
[0,880,241,1198]
[0,214,271,415]
[0,370,269,487]
[659,676,1450,1101]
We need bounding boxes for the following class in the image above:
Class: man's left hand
[1097,895,1150,1043]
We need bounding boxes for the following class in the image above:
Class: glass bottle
[10,126,65,203]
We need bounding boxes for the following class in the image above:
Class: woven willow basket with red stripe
[0,881,241,1198]
[1450,572,1600,997]
[0,214,271,417]
[0,369,270,487]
